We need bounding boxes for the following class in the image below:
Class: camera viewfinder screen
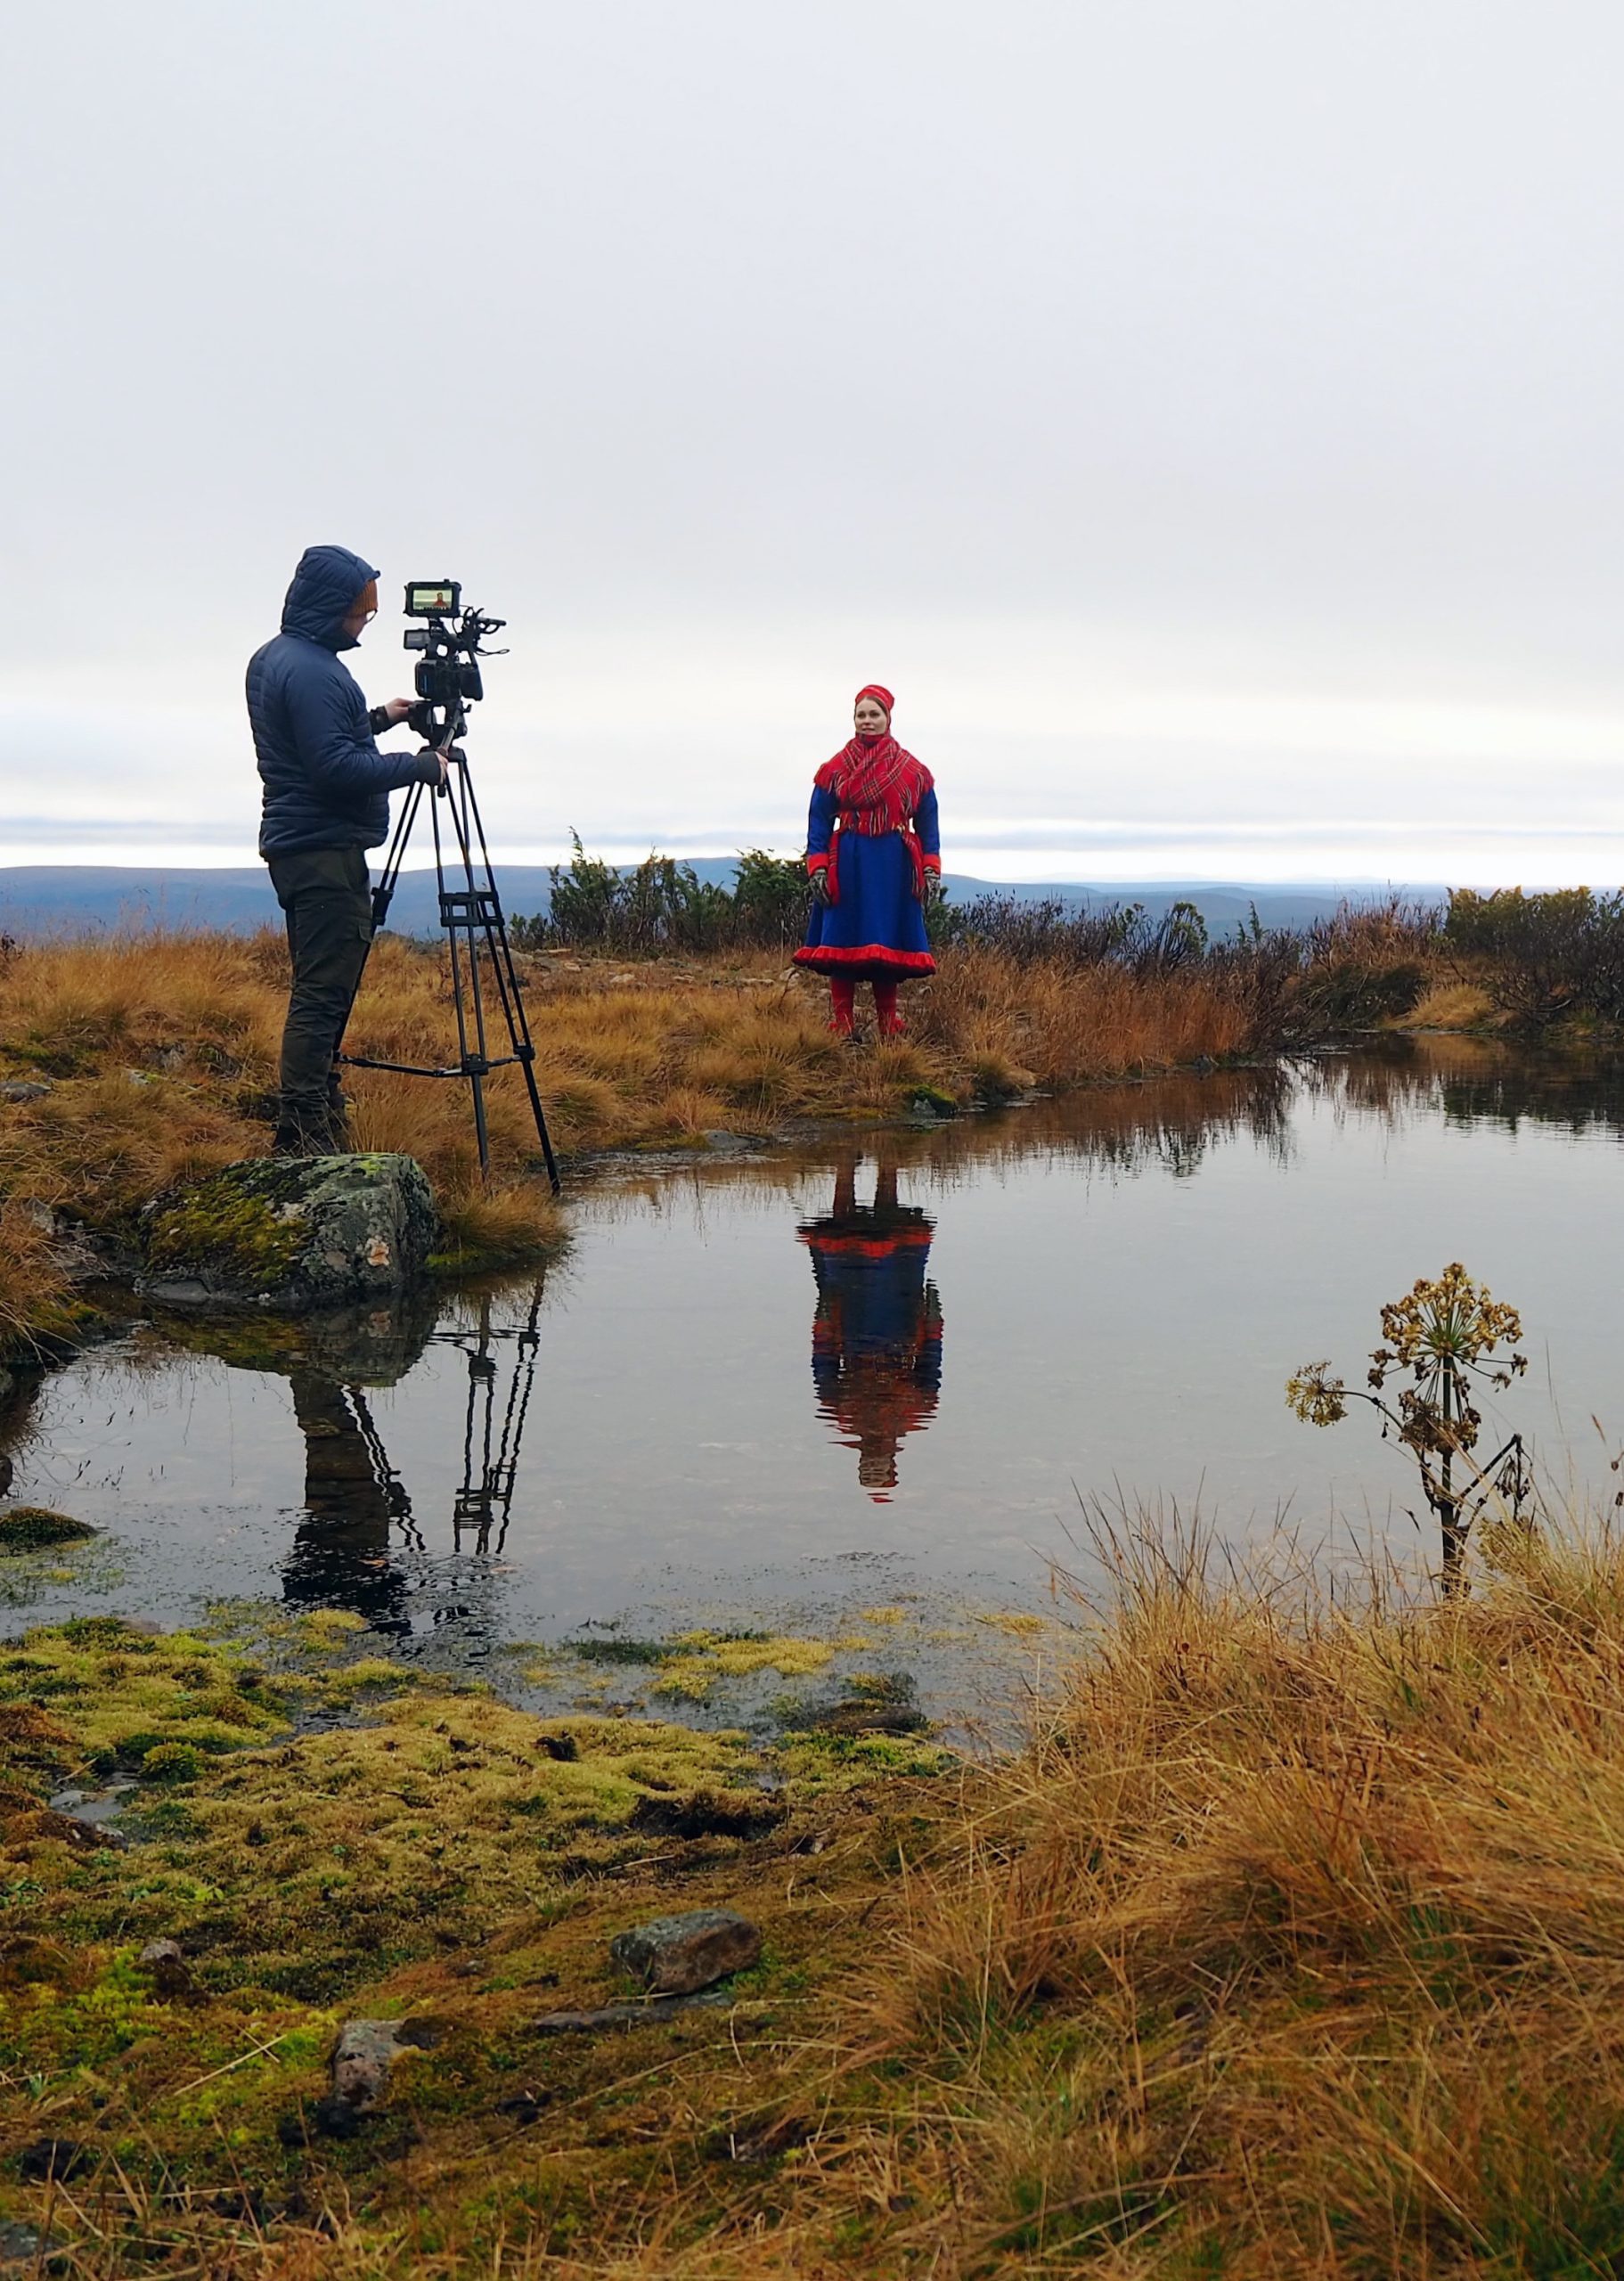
[405,581,459,616]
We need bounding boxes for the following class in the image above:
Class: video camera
[401,580,507,736]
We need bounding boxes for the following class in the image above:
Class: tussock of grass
[839,1512,1624,2272]
[1400,977,1501,1030]
[918,945,1256,1086]
[0,1198,72,1355]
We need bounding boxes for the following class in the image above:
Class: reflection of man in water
[797,1151,943,1500]
[284,1371,412,1637]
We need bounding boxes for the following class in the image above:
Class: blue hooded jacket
[248,544,438,860]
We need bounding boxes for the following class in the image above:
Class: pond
[3,1038,1621,1692]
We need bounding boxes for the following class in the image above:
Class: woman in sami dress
[793,684,941,1036]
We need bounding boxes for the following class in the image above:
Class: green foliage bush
[511,836,811,955]
[1446,887,1624,1025]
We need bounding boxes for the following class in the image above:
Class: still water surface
[2,1040,1620,1661]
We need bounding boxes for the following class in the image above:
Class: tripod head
[402,581,508,750]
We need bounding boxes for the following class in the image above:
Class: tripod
[338,728,559,1193]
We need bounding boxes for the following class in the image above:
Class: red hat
[855,683,894,715]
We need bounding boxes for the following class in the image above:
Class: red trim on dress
[799,1228,935,1255]
[792,944,937,974]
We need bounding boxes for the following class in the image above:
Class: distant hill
[0,863,1443,942]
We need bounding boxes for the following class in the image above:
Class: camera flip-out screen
[404,580,460,617]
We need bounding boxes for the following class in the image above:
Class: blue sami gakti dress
[793,748,941,979]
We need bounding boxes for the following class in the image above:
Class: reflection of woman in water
[793,684,941,1037]
[798,1151,943,1500]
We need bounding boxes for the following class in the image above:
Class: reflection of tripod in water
[335,596,559,1190]
[436,1288,543,1556]
[347,1283,543,1560]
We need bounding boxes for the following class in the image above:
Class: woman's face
[853,697,890,735]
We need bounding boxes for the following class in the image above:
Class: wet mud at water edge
[4,1037,1624,1704]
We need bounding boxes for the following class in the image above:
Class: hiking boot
[272,1109,347,1158]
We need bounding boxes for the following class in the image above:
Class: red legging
[828,977,901,1033]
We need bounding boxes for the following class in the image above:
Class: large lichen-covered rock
[139,1155,438,1311]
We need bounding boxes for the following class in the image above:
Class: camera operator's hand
[366,698,421,736]
[416,747,451,791]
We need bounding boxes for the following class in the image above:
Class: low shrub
[1446,886,1624,1025]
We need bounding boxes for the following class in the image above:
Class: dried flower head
[1285,1362,1347,1428]
[1372,1263,1526,1391]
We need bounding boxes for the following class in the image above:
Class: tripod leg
[459,769,562,1192]
[433,778,495,1177]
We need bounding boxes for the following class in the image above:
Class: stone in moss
[140,1154,438,1311]
[0,1507,97,1554]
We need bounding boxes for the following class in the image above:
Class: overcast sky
[6,0,1624,883]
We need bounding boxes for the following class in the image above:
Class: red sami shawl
[814,733,934,837]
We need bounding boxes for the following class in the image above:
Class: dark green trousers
[266,846,373,1132]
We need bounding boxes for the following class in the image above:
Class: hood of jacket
[280,544,381,652]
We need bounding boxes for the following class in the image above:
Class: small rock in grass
[0,2218,61,2273]
[0,1507,97,1555]
[138,1938,196,2001]
[327,2015,442,2118]
[609,1909,762,1997]
[331,2020,404,2113]
[532,1991,732,2034]
[0,1080,52,1103]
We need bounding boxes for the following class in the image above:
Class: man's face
[341,578,379,642]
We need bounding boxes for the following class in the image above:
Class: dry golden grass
[918,945,1256,1091]
[1399,977,1502,1031]
[823,1510,1624,2274]
[0,1198,71,1353]
[0,929,1263,1346]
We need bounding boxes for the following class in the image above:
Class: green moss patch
[0,1504,97,1552]
[143,1160,313,1288]
[0,1610,953,2273]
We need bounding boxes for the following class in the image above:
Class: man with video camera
[248,544,446,1156]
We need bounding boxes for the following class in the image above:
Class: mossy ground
[0,1613,952,2275]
